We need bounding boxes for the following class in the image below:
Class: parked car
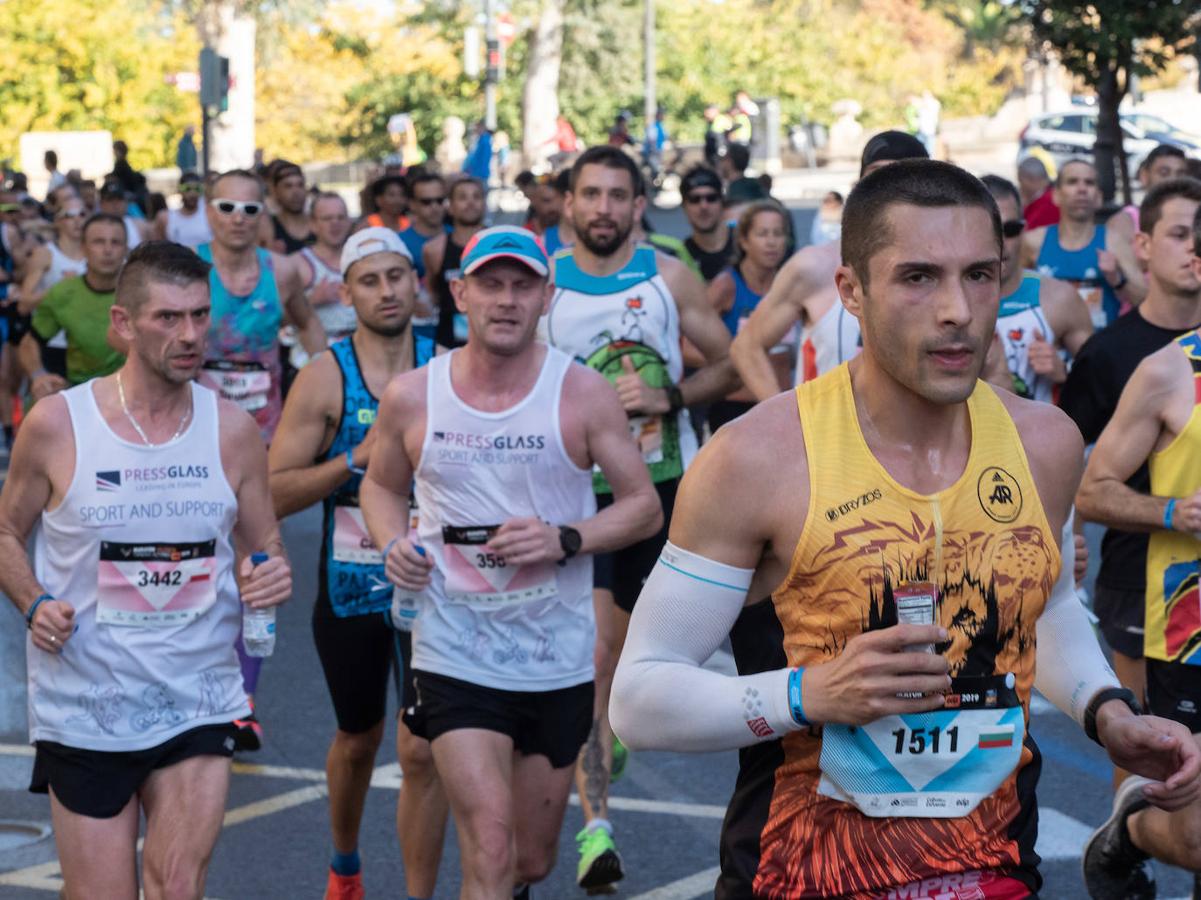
[1018,108,1201,177]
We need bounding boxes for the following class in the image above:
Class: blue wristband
[1165,498,1177,531]
[26,593,54,630]
[382,537,425,560]
[346,449,366,477]
[787,667,809,727]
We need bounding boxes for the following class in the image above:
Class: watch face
[561,526,582,555]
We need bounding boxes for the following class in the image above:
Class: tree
[1024,0,1200,203]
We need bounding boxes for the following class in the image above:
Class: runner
[198,169,325,743]
[730,130,927,401]
[707,199,791,431]
[1021,159,1143,326]
[299,193,357,347]
[399,172,446,281]
[99,180,149,250]
[543,144,738,891]
[16,194,89,378]
[262,161,316,255]
[153,172,213,250]
[1076,183,1201,898]
[1072,177,1201,898]
[537,171,574,257]
[679,166,734,283]
[610,158,1201,900]
[0,240,293,900]
[1106,144,1188,254]
[269,228,442,900]
[422,176,486,350]
[359,225,661,898]
[525,173,563,239]
[363,176,410,233]
[20,213,126,399]
[979,175,1093,402]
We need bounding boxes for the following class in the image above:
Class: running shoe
[576,826,624,893]
[1082,774,1155,900]
[324,869,364,900]
[610,735,629,782]
[232,699,263,753]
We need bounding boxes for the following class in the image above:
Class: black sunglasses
[416,196,446,206]
[1002,219,1025,239]
[685,192,721,205]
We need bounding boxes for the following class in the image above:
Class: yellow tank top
[753,364,1059,899]
[1145,331,1201,664]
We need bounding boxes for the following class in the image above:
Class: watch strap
[1084,686,1140,746]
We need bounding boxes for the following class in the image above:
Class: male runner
[535,171,574,257]
[423,176,486,350]
[525,174,563,239]
[298,193,357,349]
[730,130,927,401]
[0,240,292,900]
[269,228,443,900]
[610,159,1201,900]
[1021,158,1143,325]
[1074,179,1201,898]
[359,226,661,898]
[979,175,1093,401]
[1106,144,1189,251]
[679,166,734,283]
[1061,179,1201,812]
[261,161,315,255]
[199,169,324,741]
[21,213,127,398]
[543,144,738,890]
[399,172,446,281]
[153,172,212,250]
[99,180,149,250]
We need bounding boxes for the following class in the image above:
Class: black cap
[99,181,125,199]
[680,166,722,197]
[860,130,929,176]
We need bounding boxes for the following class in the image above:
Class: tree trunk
[1094,65,1125,206]
[521,0,566,170]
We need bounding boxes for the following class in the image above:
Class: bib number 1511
[892,725,960,755]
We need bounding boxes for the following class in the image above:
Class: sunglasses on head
[1002,219,1025,239]
[56,209,85,220]
[213,199,263,217]
[685,191,721,205]
[415,196,446,206]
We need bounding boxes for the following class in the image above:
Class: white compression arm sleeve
[609,543,801,753]
[1034,510,1120,726]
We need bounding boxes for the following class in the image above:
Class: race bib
[629,416,664,465]
[97,540,218,627]
[439,524,557,610]
[199,360,271,412]
[1076,284,1107,329]
[331,502,383,565]
[818,674,1024,818]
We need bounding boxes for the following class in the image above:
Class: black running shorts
[30,723,238,819]
[593,477,678,613]
[1092,585,1144,660]
[405,670,593,769]
[1145,658,1201,733]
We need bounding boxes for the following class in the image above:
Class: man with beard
[679,166,734,283]
[399,172,446,282]
[154,172,212,250]
[0,241,293,900]
[261,162,315,255]
[270,229,441,900]
[541,144,737,892]
[423,177,487,350]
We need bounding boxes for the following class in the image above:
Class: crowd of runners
[2,126,1201,900]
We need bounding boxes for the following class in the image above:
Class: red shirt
[1023,186,1060,229]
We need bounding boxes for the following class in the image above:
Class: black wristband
[1084,686,1140,747]
[666,384,685,415]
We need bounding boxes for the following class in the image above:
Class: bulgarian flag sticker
[978,725,1016,750]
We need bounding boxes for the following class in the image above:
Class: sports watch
[558,525,583,561]
[1084,687,1141,747]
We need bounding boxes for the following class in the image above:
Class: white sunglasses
[212,198,264,217]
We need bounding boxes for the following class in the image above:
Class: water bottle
[243,552,276,657]
[390,546,425,633]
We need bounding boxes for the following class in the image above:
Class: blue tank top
[320,335,435,617]
[543,224,565,257]
[719,266,762,335]
[1035,224,1120,328]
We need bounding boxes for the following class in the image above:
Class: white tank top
[37,242,86,295]
[996,272,1057,403]
[166,203,213,250]
[302,246,358,342]
[412,347,597,691]
[543,244,698,490]
[124,216,143,251]
[795,299,861,385]
[28,381,248,751]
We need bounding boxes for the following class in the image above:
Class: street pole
[644,0,656,128]
[484,0,498,131]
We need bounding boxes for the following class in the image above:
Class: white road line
[629,866,722,900]
[567,795,727,820]
[1035,807,1094,861]
[0,744,34,757]
[223,783,328,827]
[231,761,326,782]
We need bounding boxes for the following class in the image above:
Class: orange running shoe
[324,869,364,900]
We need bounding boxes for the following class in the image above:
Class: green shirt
[31,275,124,385]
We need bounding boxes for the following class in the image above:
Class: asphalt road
[0,200,1196,899]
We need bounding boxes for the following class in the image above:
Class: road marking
[568,795,727,820]
[0,744,33,757]
[223,783,328,827]
[231,761,326,782]
[1035,807,1095,861]
[629,866,722,900]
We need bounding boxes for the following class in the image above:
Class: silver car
[1019,108,1201,176]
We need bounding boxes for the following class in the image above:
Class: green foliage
[0,0,200,169]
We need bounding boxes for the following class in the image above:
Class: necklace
[116,372,192,446]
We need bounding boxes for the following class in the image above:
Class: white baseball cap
[340,227,414,277]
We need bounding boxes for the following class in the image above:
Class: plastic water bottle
[390,546,425,632]
[243,552,276,657]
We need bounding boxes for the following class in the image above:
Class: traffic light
[199,47,229,113]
